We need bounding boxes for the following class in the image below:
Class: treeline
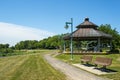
[0,35,66,56]
[15,35,65,50]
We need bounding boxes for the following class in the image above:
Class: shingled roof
[64,18,112,40]
[76,18,98,29]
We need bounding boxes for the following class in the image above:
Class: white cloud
[0,22,55,46]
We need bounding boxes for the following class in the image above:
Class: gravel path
[44,52,109,80]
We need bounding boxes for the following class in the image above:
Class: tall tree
[98,24,120,48]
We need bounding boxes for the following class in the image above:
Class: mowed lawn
[0,52,66,80]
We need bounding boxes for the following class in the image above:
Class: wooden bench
[81,55,93,64]
[94,57,112,68]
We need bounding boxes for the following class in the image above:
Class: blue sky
[0,0,120,46]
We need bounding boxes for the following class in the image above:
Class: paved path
[44,52,109,80]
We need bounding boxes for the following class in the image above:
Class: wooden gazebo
[64,18,112,53]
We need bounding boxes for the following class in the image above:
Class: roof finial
[85,17,89,21]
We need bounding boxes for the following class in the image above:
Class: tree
[0,44,14,56]
[98,24,120,48]
[15,40,39,50]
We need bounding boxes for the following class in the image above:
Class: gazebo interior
[63,18,112,53]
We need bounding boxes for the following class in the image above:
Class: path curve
[44,52,109,80]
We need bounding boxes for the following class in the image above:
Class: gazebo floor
[63,51,107,55]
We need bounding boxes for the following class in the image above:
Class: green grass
[0,49,50,57]
[0,50,66,80]
[56,53,120,80]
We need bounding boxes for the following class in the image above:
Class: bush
[0,48,14,56]
[66,48,70,51]
[110,49,120,53]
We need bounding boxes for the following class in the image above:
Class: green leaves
[99,24,120,48]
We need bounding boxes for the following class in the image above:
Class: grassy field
[0,50,67,80]
[56,53,120,80]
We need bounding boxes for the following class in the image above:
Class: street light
[64,18,73,60]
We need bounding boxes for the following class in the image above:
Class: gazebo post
[110,39,112,50]
[79,40,81,53]
[77,40,80,53]
[78,40,79,53]
[63,41,66,53]
[98,38,101,52]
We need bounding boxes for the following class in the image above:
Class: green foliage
[15,40,38,50]
[14,34,67,50]
[98,24,120,49]
[0,44,14,56]
[39,35,64,49]
[0,48,13,53]
[0,44,9,48]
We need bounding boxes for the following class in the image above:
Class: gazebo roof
[64,18,112,40]
[76,18,98,29]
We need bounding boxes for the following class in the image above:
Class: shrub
[110,49,120,53]
[0,48,14,56]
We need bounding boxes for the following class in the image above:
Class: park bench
[94,57,112,68]
[81,55,93,64]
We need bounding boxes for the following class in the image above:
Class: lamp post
[65,18,73,60]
